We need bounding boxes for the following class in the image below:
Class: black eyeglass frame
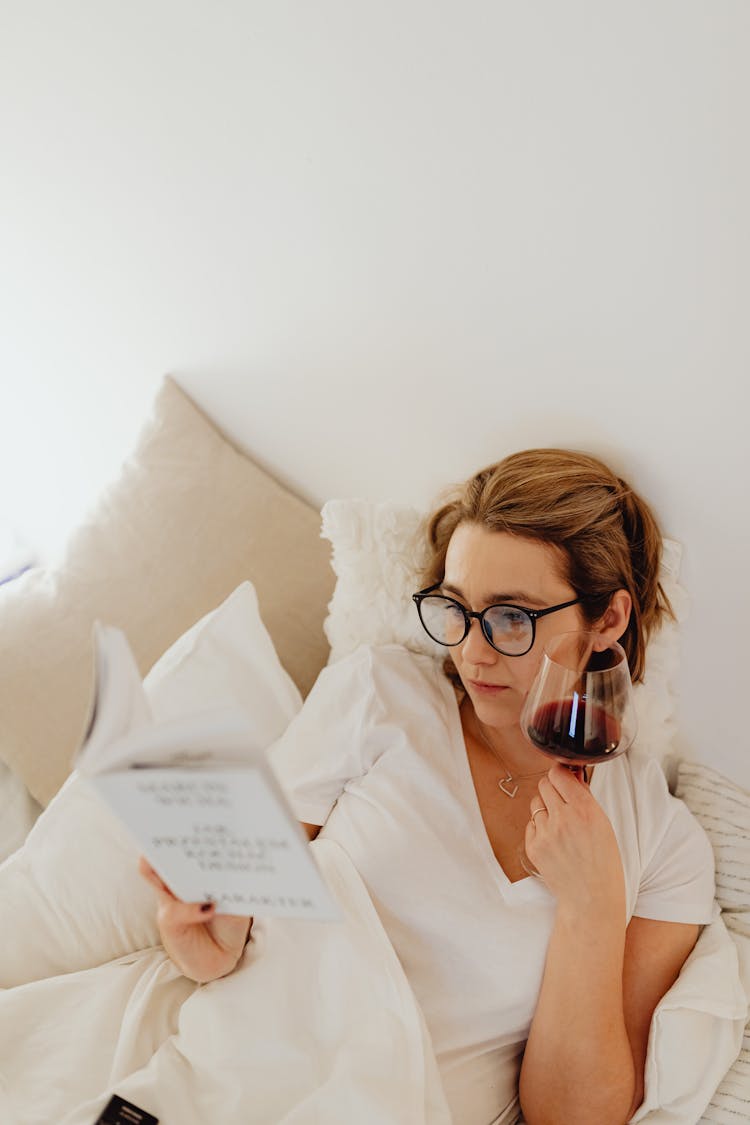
[412,583,592,658]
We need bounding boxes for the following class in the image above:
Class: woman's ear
[597,589,632,644]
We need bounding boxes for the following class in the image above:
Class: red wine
[526,696,621,762]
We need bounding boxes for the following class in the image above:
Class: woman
[139,448,715,1125]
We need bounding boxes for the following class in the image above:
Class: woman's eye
[501,610,527,628]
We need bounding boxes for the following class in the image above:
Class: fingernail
[200,903,213,913]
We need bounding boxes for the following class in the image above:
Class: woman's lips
[468,680,509,695]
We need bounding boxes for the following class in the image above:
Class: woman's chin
[466,686,521,727]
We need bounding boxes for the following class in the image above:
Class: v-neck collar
[437,672,554,904]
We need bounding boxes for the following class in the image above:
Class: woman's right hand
[138,856,253,984]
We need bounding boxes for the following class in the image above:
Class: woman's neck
[461,696,550,779]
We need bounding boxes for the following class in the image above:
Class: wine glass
[517,630,637,878]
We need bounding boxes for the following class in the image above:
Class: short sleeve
[265,645,379,826]
[632,755,716,925]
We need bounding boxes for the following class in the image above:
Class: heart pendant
[498,775,519,798]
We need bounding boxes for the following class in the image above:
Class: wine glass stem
[566,764,590,786]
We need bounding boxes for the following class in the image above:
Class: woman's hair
[419,448,673,683]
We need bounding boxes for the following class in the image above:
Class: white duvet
[0,585,745,1124]
[0,852,745,1125]
[0,589,455,1125]
[0,836,452,1125]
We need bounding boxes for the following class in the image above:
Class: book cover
[74,624,340,921]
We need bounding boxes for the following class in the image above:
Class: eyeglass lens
[418,596,533,655]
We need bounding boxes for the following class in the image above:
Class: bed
[0,378,748,1125]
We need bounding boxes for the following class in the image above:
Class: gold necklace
[469,707,549,799]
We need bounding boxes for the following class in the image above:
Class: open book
[74,624,340,921]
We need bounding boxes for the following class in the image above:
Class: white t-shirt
[267,644,716,1125]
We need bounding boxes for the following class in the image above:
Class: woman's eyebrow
[440,582,546,608]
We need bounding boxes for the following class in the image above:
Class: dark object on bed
[94,1093,158,1124]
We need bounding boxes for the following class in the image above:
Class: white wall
[1,2,748,784]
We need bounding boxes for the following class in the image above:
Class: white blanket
[0,841,746,1125]
[2,585,744,1123]
[0,837,453,1125]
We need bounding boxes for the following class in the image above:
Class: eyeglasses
[412,583,589,657]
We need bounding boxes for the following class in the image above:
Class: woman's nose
[460,618,498,664]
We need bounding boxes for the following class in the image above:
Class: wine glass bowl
[517,630,637,878]
[520,631,637,767]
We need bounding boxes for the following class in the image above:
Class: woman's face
[442,523,587,732]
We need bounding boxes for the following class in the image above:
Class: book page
[79,622,340,921]
[92,766,340,920]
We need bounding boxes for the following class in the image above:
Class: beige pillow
[0,377,334,807]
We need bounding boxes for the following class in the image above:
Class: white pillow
[631,906,747,1124]
[0,762,42,863]
[144,580,302,724]
[676,761,750,921]
[674,761,750,1123]
[0,581,302,989]
[321,500,687,772]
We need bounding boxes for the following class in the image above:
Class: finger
[137,856,178,900]
[524,818,543,861]
[139,857,221,922]
[528,805,548,829]
[528,790,548,820]
[536,773,567,814]
[542,763,588,804]
[137,855,164,889]
[160,896,217,926]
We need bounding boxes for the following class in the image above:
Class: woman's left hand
[525,763,626,919]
